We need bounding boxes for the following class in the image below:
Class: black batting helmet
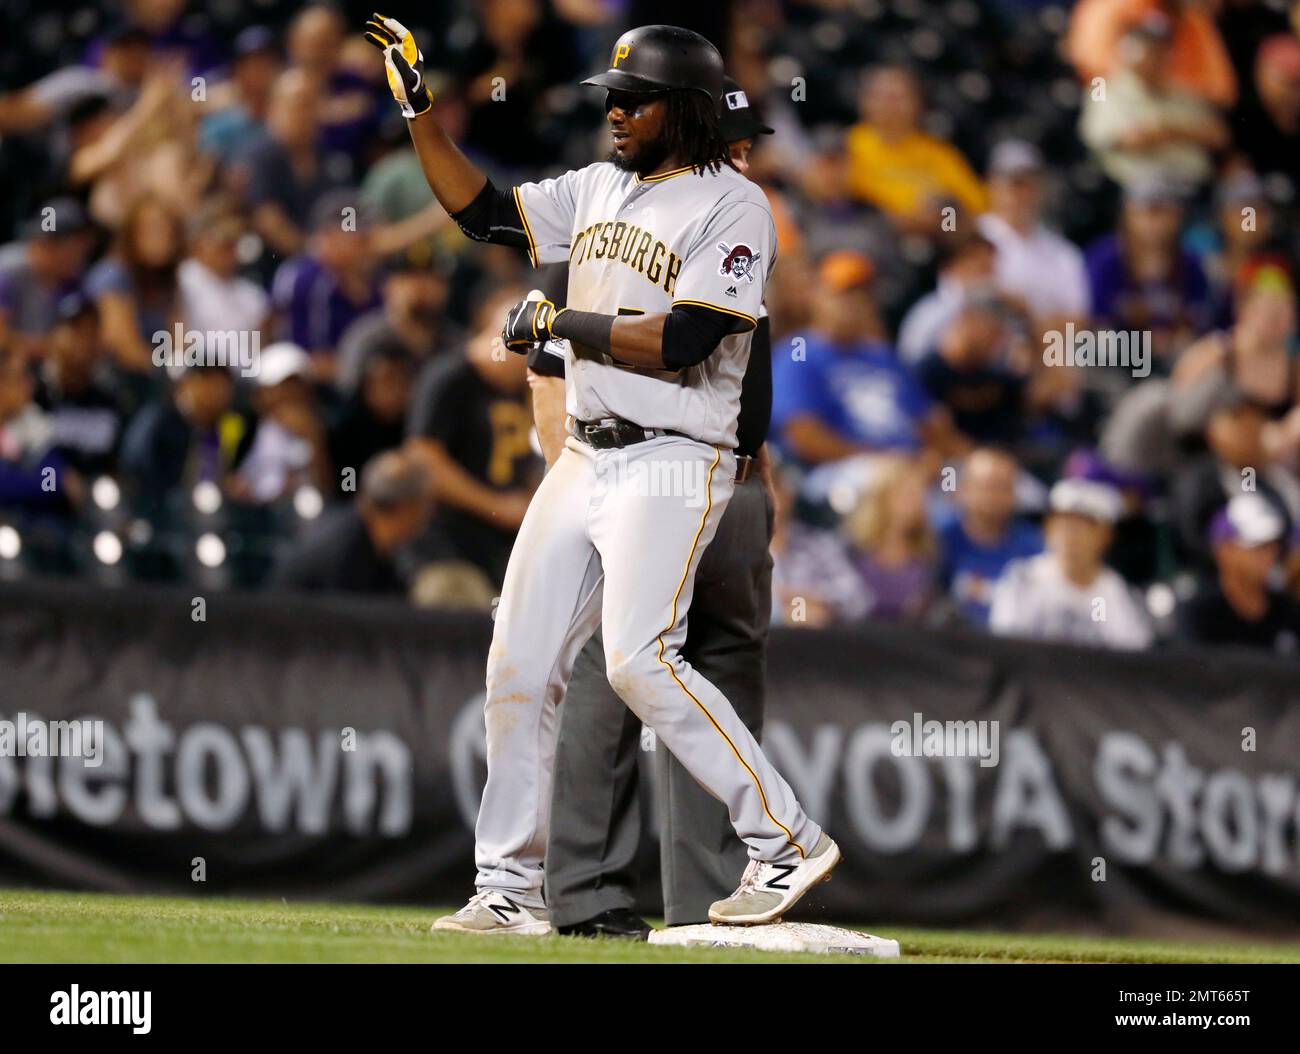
[581,25,725,104]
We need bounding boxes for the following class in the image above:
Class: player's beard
[608,129,672,177]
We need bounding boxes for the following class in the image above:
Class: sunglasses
[605,90,662,116]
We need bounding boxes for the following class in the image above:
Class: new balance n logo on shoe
[764,864,797,891]
[488,896,522,923]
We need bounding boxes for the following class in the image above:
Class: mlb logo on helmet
[725,90,749,110]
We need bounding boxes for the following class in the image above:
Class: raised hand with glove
[363,13,433,118]
[360,12,528,248]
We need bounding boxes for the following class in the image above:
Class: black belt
[570,416,755,484]
[570,416,692,450]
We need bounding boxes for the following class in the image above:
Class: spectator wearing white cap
[976,140,1091,331]
[230,342,330,504]
[1178,493,1300,654]
[989,478,1153,650]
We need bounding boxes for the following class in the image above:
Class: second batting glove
[502,294,559,353]
[363,12,433,118]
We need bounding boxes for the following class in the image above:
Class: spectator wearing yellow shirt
[846,66,987,235]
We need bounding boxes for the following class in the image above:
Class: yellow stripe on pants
[652,445,807,859]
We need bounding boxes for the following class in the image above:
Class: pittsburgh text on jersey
[569,220,684,295]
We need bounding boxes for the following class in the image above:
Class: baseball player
[538,80,780,938]
[364,16,838,934]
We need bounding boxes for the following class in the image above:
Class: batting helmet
[581,25,725,104]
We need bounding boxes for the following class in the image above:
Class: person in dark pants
[531,82,779,938]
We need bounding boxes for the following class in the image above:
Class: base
[648,922,901,958]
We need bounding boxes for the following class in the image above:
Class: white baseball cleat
[431,890,553,936]
[708,833,841,926]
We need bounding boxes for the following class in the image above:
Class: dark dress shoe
[557,908,652,940]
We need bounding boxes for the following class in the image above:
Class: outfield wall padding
[2,579,1298,936]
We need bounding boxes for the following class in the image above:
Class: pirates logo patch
[717,241,761,284]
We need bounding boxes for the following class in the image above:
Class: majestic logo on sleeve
[717,242,761,284]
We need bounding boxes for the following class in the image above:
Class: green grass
[2,889,1298,964]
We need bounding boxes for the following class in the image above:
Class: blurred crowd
[3,0,1300,656]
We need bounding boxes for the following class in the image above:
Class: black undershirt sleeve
[660,303,750,371]
[447,179,531,250]
[734,314,772,458]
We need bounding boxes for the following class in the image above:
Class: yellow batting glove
[363,12,433,118]
[502,292,558,353]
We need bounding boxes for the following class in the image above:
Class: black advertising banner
[1,579,1299,936]
[762,624,1300,936]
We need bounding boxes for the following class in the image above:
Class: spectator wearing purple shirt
[84,4,226,80]
[271,191,381,384]
[1085,180,1213,377]
[286,5,384,163]
[844,455,938,622]
[0,349,75,516]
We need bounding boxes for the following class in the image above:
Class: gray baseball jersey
[515,162,775,448]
